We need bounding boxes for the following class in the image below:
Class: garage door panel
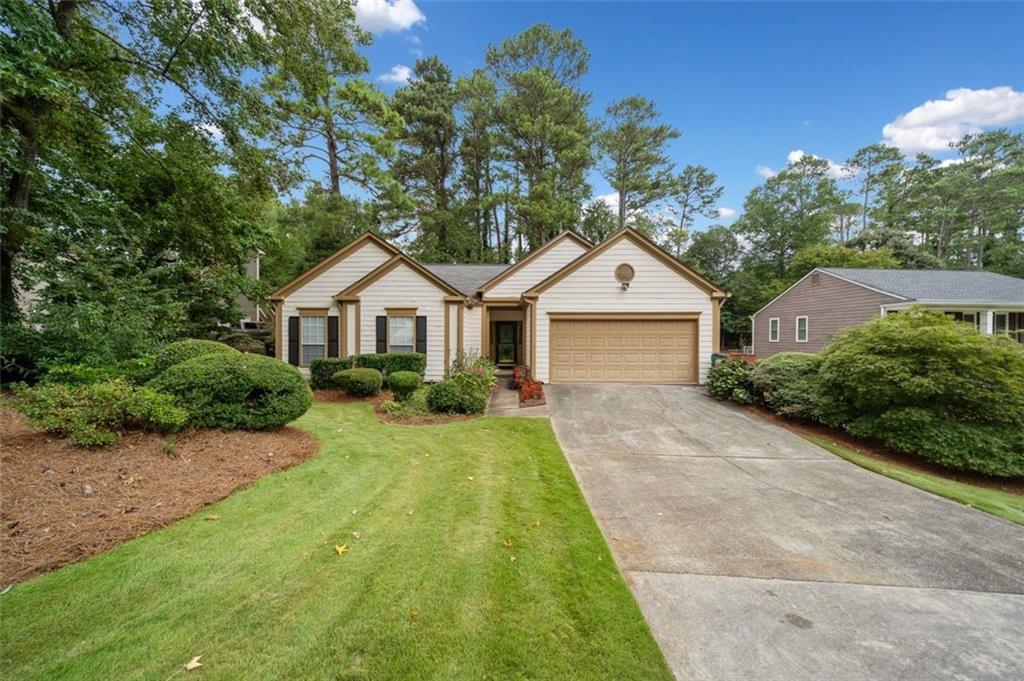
[549,318,697,384]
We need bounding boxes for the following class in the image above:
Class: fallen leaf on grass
[351,509,358,515]
[406,509,415,516]
[466,476,474,481]
[410,608,419,621]
[351,531,361,540]
[185,656,203,671]
[510,556,517,562]
[503,538,513,548]
[335,544,349,556]
[205,515,219,521]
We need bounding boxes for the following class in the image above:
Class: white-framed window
[388,315,414,353]
[995,312,1008,335]
[795,316,808,343]
[768,317,780,342]
[300,314,326,365]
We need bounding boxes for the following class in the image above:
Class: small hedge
[749,352,822,420]
[12,379,187,446]
[351,352,426,376]
[40,357,156,387]
[149,353,312,430]
[334,368,383,397]
[309,357,354,389]
[216,332,266,354]
[707,358,754,404]
[150,339,238,379]
[427,358,496,414]
[387,370,421,401]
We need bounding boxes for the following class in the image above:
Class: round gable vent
[614,263,635,284]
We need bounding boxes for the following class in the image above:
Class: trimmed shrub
[150,353,312,430]
[334,368,383,397]
[310,357,354,389]
[351,352,427,376]
[706,358,754,404]
[426,365,495,414]
[817,307,1024,477]
[150,339,238,379]
[11,380,187,446]
[750,352,823,420]
[217,332,266,354]
[381,386,431,419]
[387,370,421,401]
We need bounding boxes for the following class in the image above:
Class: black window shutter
[327,315,339,357]
[287,316,300,366]
[375,316,387,353]
[415,316,427,354]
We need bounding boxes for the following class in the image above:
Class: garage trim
[548,312,701,321]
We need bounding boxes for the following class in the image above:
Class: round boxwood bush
[387,370,421,401]
[151,339,238,379]
[426,372,490,414]
[706,358,754,404]
[750,352,823,420]
[149,352,312,430]
[817,307,1024,477]
[334,368,382,397]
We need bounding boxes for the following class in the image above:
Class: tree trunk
[617,187,627,230]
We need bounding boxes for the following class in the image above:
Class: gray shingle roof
[423,264,510,296]
[822,268,1024,304]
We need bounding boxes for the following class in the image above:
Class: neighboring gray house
[751,267,1024,357]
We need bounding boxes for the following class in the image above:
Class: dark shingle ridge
[822,268,1024,304]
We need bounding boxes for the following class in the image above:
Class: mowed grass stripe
[1,403,672,681]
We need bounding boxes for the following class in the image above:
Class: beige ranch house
[269,227,728,384]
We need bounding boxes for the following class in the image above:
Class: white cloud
[406,34,421,45]
[377,64,412,84]
[355,0,425,33]
[882,86,1024,153]
[756,150,847,180]
[594,192,619,211]
[717,207,736,219]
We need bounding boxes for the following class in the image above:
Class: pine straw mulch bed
[745,405,1024,496]
[313,389,475,426]
[0,408,319,585]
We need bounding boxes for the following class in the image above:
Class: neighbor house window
[795,316,808,343]
[300,314,326,364]
[995,312,1008,335]
[388,315,414,353]
[768,318,780,342]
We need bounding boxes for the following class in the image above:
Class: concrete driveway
[548,384,1024,681]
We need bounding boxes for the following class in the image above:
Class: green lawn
[0,403,671,680]
[803,434,1024,525]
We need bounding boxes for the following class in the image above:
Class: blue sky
[356,1,1024,231]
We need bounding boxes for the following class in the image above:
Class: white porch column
[982,310,994,335]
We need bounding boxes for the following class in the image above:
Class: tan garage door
[550,318,698,383]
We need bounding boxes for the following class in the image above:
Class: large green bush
[12,380,187,446]
[150,339,238,379]
[750,352,823,420]
[817,308,1024,476]
[706,358,754,404]
[334,368,383,397]
[150,353,312,430]
[309,357,354,389]
[216,332,266,354]
[40,357,156,387]
[387,370,421,401]
[352,352,427,376]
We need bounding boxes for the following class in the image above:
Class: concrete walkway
[548,384,1024,681]
[486,385,550,417]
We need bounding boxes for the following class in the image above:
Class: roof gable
[269,232,399,301]
[335,254,464,300]
[478,231,592,294]
[524,227,727,297]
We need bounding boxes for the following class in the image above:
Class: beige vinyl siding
[486,239,588,299]
[534,239,715,383]
[752,270,902,356]
[462,305,482,357]
[280,241,391,373]
[357,262,447,381]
